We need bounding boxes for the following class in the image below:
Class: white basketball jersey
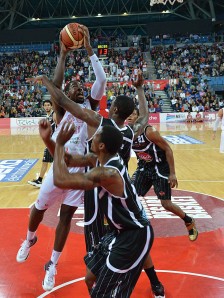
[52,99,91,155]
[221,108,224,131]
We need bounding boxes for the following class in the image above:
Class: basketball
[61,23,84,49]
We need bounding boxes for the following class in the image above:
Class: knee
[161,200,172,210]
[59,206,76,226]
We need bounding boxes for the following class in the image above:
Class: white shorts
[220,130,224,153]
[35,164,84,210]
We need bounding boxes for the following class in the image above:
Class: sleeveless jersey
[86,118,134,168]
[132,125,167,168]
[45,110,56,136]
[98,155,149,230]
[221,108,224,131]
[52,100,91,155]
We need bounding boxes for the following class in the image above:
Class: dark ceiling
[0,0,224,32]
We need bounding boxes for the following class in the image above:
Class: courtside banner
[11,126,39,135]
[10,117,44,128]
[0,159,38,182]
[148,114,160,123]
[0,118,10,129]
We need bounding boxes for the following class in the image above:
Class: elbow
[99,77,107,86]
[54,175,64,188]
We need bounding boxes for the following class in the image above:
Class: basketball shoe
[42,260,57,291]
[16,236,37,262]
[185,218,198,241]
[151,282,165,298]
[28,179,42,188]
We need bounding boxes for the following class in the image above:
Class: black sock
[144,266,160,286]
[38,177,43,182]
[182,213,192,224]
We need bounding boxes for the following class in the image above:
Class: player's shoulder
[145,124,155,132]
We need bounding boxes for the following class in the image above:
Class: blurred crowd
[0,38,224,118]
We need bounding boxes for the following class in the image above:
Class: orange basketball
[61,23,84,49]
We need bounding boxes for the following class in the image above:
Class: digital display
[97,45,108,57]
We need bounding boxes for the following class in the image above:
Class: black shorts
[84,188,107,253]
[42,148,53,163]
[84,226,153,298]
[132,164,171,200]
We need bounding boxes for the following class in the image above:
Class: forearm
[42,75,78,112]
[133,86,148,138]
[137,86,148,123]
[54,144,94,190]
[86,46,94,57]
[90,53,106,101]
[53,143,69,187]
[166,150,176,175]
[42,137,56,157]
[53,51,67,88]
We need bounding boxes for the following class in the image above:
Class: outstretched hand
[39,119,52,141]
[59,32,72,54]
[168,173,178,188]
[132,70,144,88]
[26,75,45,84]
[56,121,76,146]
[79,24,91,49]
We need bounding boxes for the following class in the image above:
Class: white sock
[50,250,61,265]
[27,230,36,241]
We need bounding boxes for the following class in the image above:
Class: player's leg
[43,189,83,291]
[28,148,53,187]
[17,168,57,263]
[91,226,152,297]
[153,172,198,241]
[131,168,164,295]
[85,267,96,293]
[220,130,224,153]
[84,188,105,253]
[144,253,165,298]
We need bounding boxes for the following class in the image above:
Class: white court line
[170,147,220,151]
[0,152,42,155]
[0,184,39,188]
[178,180,224,183]
[37,270,224,297]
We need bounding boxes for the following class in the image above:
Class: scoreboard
[97,44,108,57]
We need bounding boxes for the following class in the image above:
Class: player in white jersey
[213,107,224,153]
[16,25,106,292]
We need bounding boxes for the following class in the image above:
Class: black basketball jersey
[46,110,56,135]
[132,125,167,168]
[98,155,150,231]
[86,117,134,168]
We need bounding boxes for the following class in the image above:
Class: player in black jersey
[35,71,148,253]
[127,107,198,243]
[37,72,165,297]
[50,122,153,297]
[28,99,56,187]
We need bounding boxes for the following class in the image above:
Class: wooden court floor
[0,121,224,297]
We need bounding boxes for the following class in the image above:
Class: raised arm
[80,25,106,110]
[28,75,101,129]
[132,71,148,140]
[51,39,71,121]
[53,121,124,194]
